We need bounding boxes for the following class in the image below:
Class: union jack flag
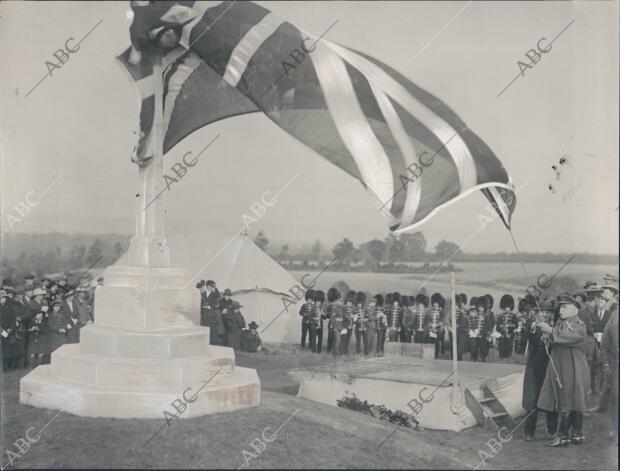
[117,0,516,232]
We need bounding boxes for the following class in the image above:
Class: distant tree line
[252,230,618,272]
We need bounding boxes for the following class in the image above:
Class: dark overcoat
[522,321,551,410]
[537,316,590,412]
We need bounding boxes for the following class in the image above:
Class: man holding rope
[536,295,590,447]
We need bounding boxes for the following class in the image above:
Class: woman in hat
[218,289,234,346]
[537,295,590,446]
[225,301,246,350]
[47,296,69,354]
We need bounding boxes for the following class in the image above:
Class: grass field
[1,346,617,470]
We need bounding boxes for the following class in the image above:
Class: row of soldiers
[297,286,609,362]
[298,287,513,360]
[0,275,99,371]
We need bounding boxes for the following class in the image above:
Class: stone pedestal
[20,265,261,418]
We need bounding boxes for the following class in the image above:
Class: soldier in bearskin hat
[313,290,326,353]
[353,292,369,355]
[470,296,492,361]
[343,290,356,354]
[327,287,344,355]
[455,293,470,360]
[514,297,531,355]
[386,292,402,343]
[413,293,429,343]
[299,289,315,350]
[429,292,445,357]
[365,295,378,355]
[374,294,387,355]
[496,294,517,358]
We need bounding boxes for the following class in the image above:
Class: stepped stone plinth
[20,265,261,418]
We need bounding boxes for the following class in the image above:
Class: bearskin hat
[374,294,384,307]
[460,293,467,306]
[314,290,325,303]
[356,292,367,306]
[385,292,393,306]
[431,292,444,308]
[401,295,409,308]
[476,296,489,310]
[305,289,315,301]
[327,287,341,303]
[408,295,416,306]
[416,293,429,307]
[345,290,356,304]
[500,294,514,310]
[392,292,401,304]
[485,294,494,309]
[517,298,529,312]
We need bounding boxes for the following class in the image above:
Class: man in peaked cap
[537,295,590,447]
[496,294,517,359]
[299,289,315,350]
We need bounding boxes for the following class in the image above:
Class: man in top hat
[224,301,246,350]
[299,289,315,350]
[496,294,517,359]
[374,294,387,355]
[353,292,369,355]
[413,293,429,343]
[537,295,590,447]
[326,288,344,356]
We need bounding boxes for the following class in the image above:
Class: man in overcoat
[537,295,590,447]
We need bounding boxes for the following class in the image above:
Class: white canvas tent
[116,233,302,344]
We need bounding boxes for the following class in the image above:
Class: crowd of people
[295,276,618,447]
[196,279,261,352]
[0,274,102,371]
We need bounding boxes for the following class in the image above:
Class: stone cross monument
[20,53,260,419]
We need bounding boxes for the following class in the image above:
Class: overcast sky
[0,1,618,254]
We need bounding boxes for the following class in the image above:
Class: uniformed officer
[313,290,326,353]
[386,292,402,343]
[299,289,315,350]
[374,294,387,355]
[470,296,492,361]
[365,295,378,355]
[353,292,368,355]
[429,293,444,357]
[413,293,429,343]
[343,290,356,354]
[496,294,517,358]
[327,288,344,356]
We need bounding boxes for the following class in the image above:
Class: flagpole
[451,272,459,385]
[129,51,170,267]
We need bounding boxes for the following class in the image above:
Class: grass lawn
[1,346,617,469]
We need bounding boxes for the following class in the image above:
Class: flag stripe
[310,42,396,223]
[222,12,285,87]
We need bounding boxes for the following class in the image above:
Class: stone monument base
[20,265,261,418]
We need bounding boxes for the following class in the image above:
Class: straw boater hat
[32,287,47,297]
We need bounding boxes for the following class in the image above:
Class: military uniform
[365,297,378,355]
[299,290,315,349]
[353,292,368,355]
[386,292,402,343]
[496,295,517,358]
[313,290,325,353]
[429,293,445,358]
[343,291,356,355]
[455,293,470,360]
[469,296,494,362]
[413,293,429,343]
[374,295,387,355]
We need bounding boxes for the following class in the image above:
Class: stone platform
[20,265,261,418]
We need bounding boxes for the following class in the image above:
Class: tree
[69,245,87,269]
[358,239,386,268]
[434,240,461,262]
[254,230,269,251]
[385,234,406,263]
[310,238,323,261]
[332,238,356,267]
[400,232,427,261]
[278,244,289,261]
